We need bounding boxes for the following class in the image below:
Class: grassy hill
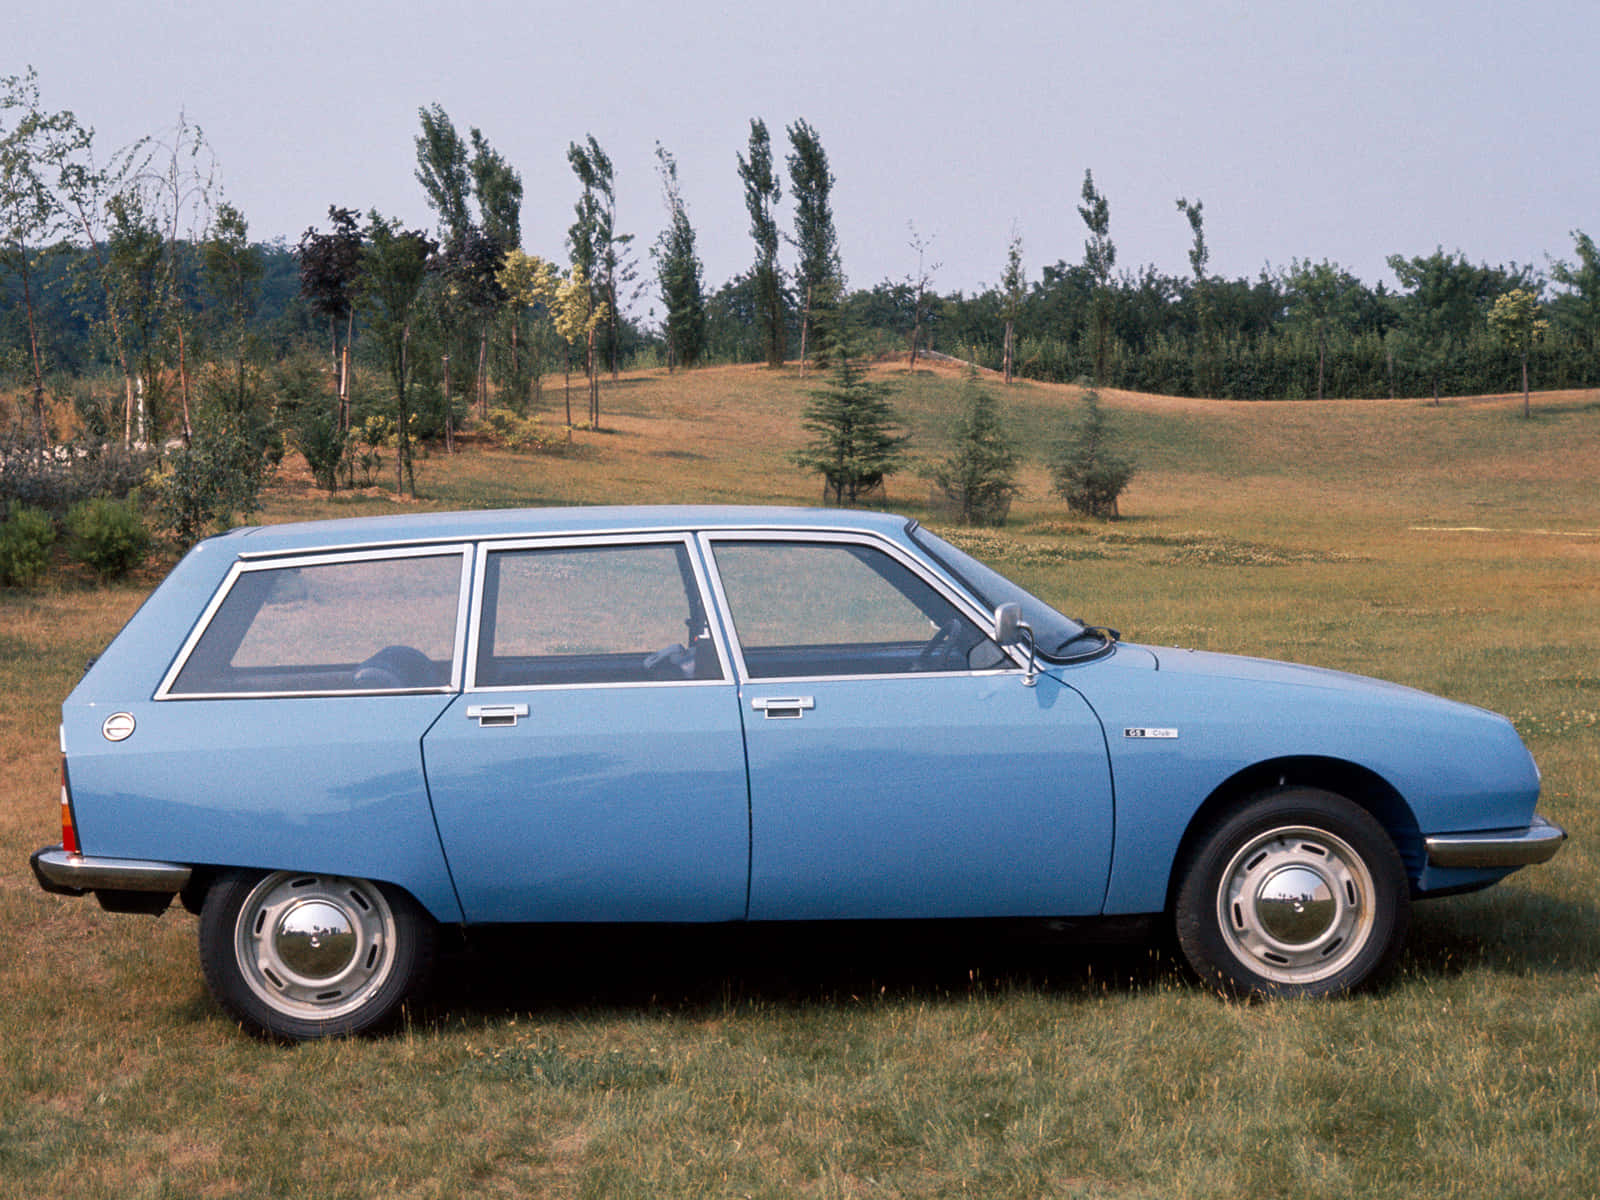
[1,365,1596,1197]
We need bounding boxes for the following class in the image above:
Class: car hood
[1141,645,1466,705]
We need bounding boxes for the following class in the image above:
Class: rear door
[422,535,750,923]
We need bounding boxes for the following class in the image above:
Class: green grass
[2,363,1597,1197]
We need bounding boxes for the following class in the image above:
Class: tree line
[6,63,1599,487]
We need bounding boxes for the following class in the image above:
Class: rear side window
[473,541,724,687]
[163,551,465,696]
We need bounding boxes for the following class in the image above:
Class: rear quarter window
[162,550,467,697]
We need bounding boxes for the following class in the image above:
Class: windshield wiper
[1053,625,1120,660]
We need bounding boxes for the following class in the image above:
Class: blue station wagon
[31,506,1566,1039]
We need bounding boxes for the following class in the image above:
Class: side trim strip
[1424,814,1567,869]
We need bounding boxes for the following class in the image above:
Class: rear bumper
[30,846,192,897]
[1424,814,1568,869]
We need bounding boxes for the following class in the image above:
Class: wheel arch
[1164,756,1423,914]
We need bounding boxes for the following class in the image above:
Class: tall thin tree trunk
[177,324,193,445]
[799,285,811,378]
[17,248,49,444]
[1522,357,1530,418]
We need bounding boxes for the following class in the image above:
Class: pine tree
[1049,389,1134,519]
[792,337,906,506]
[926,364,1019,525]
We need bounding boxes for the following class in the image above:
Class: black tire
[199,870,436,1040]
[1174,787,1410,998]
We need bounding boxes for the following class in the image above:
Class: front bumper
[30,846,192,897]
[1424,814,1568,869]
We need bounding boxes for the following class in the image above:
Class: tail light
[60,758,80,855]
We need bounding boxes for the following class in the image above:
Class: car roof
[218,504,915,557]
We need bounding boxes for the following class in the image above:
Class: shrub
[66,498,151,579]
[146,421,269,547]
[1049,389,1135,519]
[483,408,563,453]
[295,404,349,494]
[0,506,57,587]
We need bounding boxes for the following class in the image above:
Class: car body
[31,505,1565,1039]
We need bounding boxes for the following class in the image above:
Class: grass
[2,362,1597,1197]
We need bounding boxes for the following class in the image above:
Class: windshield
[908,526,1092,659]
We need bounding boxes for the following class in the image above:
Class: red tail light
[60,759,80,855]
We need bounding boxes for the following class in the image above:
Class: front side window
[165,551,464,696]
[710,539,1004,678]
[474,541,723,687]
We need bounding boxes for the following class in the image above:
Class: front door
[704,535,1115,921]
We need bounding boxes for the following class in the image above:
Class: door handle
[465,703,528,728]
[751,696,814,720]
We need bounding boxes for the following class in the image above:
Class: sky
[12,0,1599,316]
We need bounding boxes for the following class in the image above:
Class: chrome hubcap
[1218,825,1375,985]
[235,873,396,1020]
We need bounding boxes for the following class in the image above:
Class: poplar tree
[999,231,1025,384]
[1176,197,1214,396]
[567,135,629,382]
[736,119,785,367]
[786,119,841,367]
[651,144,706,371]
[1078,170,1115,385]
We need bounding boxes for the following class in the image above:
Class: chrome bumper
[30,846,192,896]
[1425,814,1568,869]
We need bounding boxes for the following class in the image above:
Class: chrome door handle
[465,703,528,727]
[751,696,814,719]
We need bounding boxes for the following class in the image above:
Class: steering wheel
[916,619,961,670]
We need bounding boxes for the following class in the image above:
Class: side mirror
[993,603,1038,687]
[993,602,1023,646]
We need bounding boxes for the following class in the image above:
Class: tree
[786,119,841,368]
[200,201,261,417]
[925,364,1019,525]
[1,67,89,442]
[999,230,1025,384]
[567,135,630,382]
[1284,258,1357,400]
[651,144,706,371]
[466,126,522,414]
[1386,248,1519,404]
[1078,170,1116,384]
[1487,288,1547,418]
[354,214,434,496]
[903,222,940,368]
[1050,389,1134,518]
[1550,230,1600,359]
[792,335,907,505]
[1175,196,1215,396]
[497,249,558,411]
[736,119,785,368]
[414,104,470,242]
[295,205,363,428]
[550,264,608,427]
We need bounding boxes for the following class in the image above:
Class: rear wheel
[1174,787,1410,997]
[199,871,435,1040]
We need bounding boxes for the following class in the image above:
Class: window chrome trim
[695,529,1024,683]
[463,532,734,693]
[154,544,475,701]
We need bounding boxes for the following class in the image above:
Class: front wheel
[199,871,435,1040]
[1174,787,1410,998]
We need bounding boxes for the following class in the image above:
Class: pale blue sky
[14,0,1598,310]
